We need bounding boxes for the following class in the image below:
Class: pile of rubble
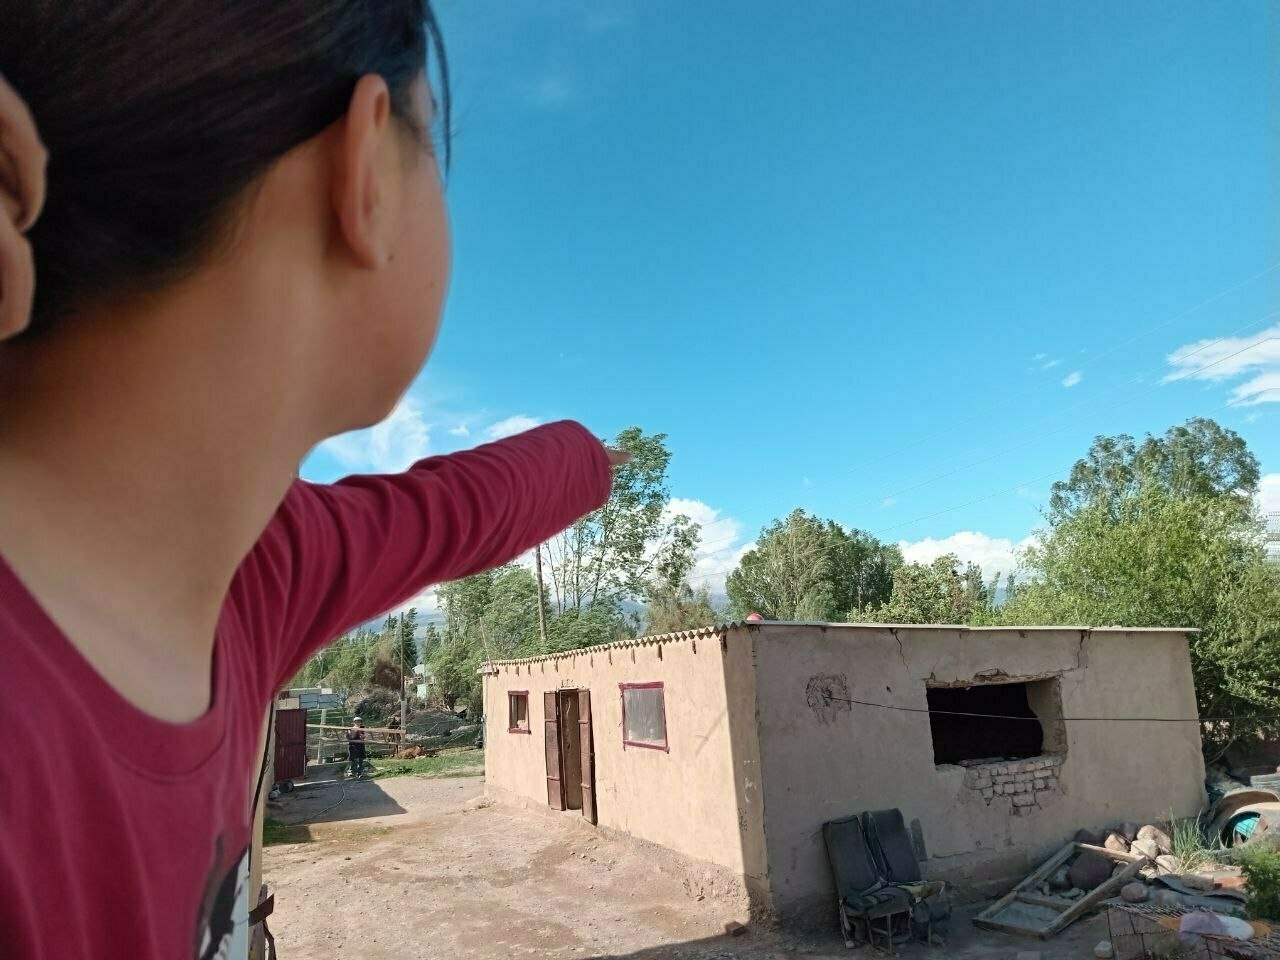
[1045,823,1244,915]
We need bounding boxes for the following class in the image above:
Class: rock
[1138,825,1173,855]
[1155,855,1182,876]
[1038,882,1051,896]
[1104,832,1131,853]
[1064,887,1084,900]
[1070,850,1114,890]
[1049,866,1073,891]
[1094,941,1115,959]
[1120,882,1148,903]
[1130,838,1160,860]
[1119,822,1140,842]
[724,921,747,937]
[1152,889,1184,907]
[1180,874,1215,892]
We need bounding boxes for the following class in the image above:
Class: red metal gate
[273,707,308,782]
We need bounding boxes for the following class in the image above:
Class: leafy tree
[420,621,441,662]
[397,607,419,672]
[430,632,483,714]
[1048,418,1260,524]
[542,428,699,617]
[1005,482,1280,755]
[428,564,548,712]
[1010,419,1278,754]
[726,509,899,620]
[864,554,992,624]
[643,581,720,635]
[545,604,635,652]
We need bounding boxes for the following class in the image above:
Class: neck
[0,271,318,716]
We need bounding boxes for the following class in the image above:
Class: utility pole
[534,542,549,646]
[399,610,408,735]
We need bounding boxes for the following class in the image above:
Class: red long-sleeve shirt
[0,421,611,960]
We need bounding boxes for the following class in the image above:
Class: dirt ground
[263,775,1113,959]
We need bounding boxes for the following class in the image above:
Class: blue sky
[302,0,1278,603]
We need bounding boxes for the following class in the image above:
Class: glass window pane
[508,694,528,730]
[623,687,666,746]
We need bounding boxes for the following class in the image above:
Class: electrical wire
[820,692,1280,725]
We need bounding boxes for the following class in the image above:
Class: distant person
[0,5,627,958]
[346,718,367,778]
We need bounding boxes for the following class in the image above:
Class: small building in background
[481,622,1204,925]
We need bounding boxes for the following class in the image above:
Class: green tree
[543,428,700,618]
[428,564,548,712]
[643,581,720,635]
[1048,417,1260,525]
[863,554,992,624]
[725,509,900,620]
[1005,421,1280,755]
[396,607,419,672]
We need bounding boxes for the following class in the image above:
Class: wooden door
[560,692,583,810]
[543,691,565,810]
[578,690,596,825]
[272,708,308,782]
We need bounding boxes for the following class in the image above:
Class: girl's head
[0,2,451,436]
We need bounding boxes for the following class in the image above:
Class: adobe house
[481,622,1206,924]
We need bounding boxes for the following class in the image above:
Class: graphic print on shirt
[193,834,249,960]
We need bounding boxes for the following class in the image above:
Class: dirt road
[263,775,1111,959]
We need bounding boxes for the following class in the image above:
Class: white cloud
[448,423,470,438]
[1165,324,1280,406]
[320,397,431,474]
[1062,371,1083,388]
[1042,358,1062,370]
[897,531,1037,579]
[1032,353,1047,362]
[1259,473,1280,516]
[486,415,543,441]
[880,497,897,509]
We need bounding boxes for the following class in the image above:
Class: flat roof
[480,621,1196,668]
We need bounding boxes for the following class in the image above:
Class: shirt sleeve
[236,420,612,689]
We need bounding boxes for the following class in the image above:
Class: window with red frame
[621,682,667,751]
[507,691,530,733]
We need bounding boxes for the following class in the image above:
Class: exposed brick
[1034,779,1047,790]
[1013,794,1036,807]
[981,788,994,800]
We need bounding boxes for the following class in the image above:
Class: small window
[926,678,1065,765]
[621,682,668,751]
[508,691,530,733]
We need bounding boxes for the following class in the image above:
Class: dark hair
[0,1,450,334]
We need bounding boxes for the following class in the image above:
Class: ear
[332,74,395,270]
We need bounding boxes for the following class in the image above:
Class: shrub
[1240,843,1280,921]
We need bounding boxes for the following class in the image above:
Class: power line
[820,692,1280,725]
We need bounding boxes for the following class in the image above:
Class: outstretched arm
[237,421,614,687]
